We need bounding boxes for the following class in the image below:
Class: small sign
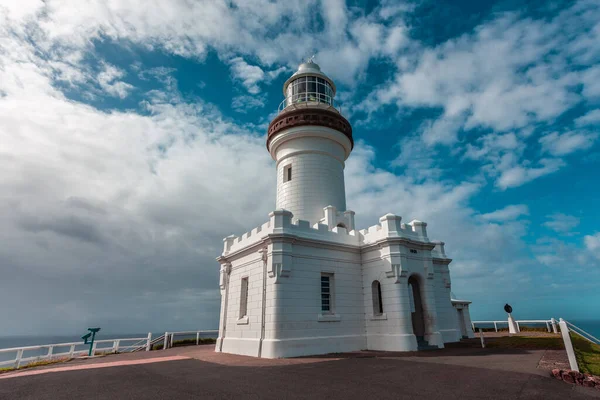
[504,304,513,314]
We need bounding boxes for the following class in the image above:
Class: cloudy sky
[1,0,599,336]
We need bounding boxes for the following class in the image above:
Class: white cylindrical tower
[267,60,353,225]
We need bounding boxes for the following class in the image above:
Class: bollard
[479,328,485,348]
[163,332,169,350]
[196,332,200,346]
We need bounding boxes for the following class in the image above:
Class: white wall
[261,241,366,358]
[361,245,418,352]
[276,150,346,225]
[432,263,461,343]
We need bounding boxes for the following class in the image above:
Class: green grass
[478,326,552,333]
[152,338,216,350]
[571,333,600,376]
[0,358,70,374]
[485,335,565,350]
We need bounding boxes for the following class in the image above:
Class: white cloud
[480,205,529,222]
[496,158,565,190]
[97,63,134,98]
[229,57,266,94]
[539,130,599,156]
[575,109,600,126]
[543,213,580,234]
[585,233,600,257]
[231,94,267,113]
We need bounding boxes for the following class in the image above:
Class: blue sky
[0,0,599,335]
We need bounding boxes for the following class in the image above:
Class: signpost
[82,327,101,356]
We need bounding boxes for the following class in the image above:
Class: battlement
[221,209,361,256]
[360,214,430,245]
[222,210,444,257]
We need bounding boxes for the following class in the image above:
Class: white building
[215,60,474,358]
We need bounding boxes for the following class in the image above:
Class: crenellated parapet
[360,213,431,246]
[221,208,363,257]
[220,210,453,260]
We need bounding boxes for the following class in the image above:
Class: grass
[0,358,71,374]
[484,335,565,350]
[478,327,552,333]
[152,338,216,351]
[571,333,600,376]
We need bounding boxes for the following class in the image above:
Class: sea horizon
[1,319,598,351]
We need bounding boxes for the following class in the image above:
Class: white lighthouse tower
[215,60,474,359]
[268,59,355,229]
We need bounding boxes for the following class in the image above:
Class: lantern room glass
[285,76,334,107]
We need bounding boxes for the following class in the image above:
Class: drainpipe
[258,247,268,358]
[219,263,231,353]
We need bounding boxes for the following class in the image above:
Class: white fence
[0,329,219,369]
[0,334,150,369]
[160,330,219,350]
[471,319,556,333]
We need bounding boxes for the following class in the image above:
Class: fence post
[545,321,551,332]
[146,332,152,352]
[558,318,579,372]
[15,349,23,369]
[196,332,200,345]
[493,322,498,332]
[163,332,169,350]
[515,321,520,332]
[69,344,75,358]
[91,341,97,356]
[170,333,175,349]
[47,346,54,359]
[113,340,120,353]
[551,318,558,334]
[479,329,485,348]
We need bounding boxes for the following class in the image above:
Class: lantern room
[280,58,337,112]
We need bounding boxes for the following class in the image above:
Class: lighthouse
[267,59,353,226]
[215,60,474,359]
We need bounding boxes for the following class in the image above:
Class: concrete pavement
[0,345,598,399]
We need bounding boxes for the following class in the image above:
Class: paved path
[0,346,598,399]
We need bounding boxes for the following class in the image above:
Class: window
[321,273,334,313]
[239,277,249,318]
[286,76,334,107]
[284,164,292,182]
[410,249,418,254]
[372,280,383,315]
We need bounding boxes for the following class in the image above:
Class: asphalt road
[1,356,597,400]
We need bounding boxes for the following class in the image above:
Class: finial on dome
[306,54,316,64]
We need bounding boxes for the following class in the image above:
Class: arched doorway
[408,276,425,338]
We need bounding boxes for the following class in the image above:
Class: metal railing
[565,320,600,345]
[0,329,219,369]
[0,334,151,369]
[277,92,342,115]
[160,330,219,350]
[471,319,555,333]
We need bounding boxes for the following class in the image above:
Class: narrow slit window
[239,277,249,318]
[372,280,383,315]
[321,274,333,313]
[284,164,292,182]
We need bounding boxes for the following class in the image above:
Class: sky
[0,0,599,336]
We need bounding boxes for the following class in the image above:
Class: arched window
[372,280,383,315]
[336,223,346,229]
